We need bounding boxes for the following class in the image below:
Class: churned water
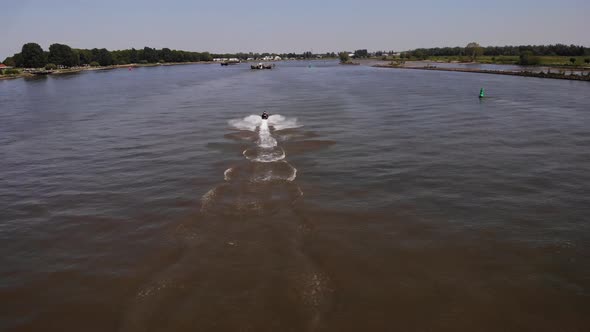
[1,61,589,331]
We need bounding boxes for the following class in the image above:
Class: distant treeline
[404,44,588,58]
[2,43,216,68]
[5,42,588,69]
[2,42,338,68]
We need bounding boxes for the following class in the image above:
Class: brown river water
[1,61,589,331]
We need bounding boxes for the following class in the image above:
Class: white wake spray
[225,114,301,181]
[228,115,261,132]
[258,119,277,148]
[267,115,301,131]
[228,114,301,132]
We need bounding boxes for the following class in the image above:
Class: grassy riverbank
[0,68,27,80]
[381,55,590,67]
[373,63,590,81]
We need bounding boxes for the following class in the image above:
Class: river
[1,61,589,331]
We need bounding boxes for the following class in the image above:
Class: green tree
[90,48,113,66]
[3,57,16,67]
[354,49,368,58]
[338,52,350,63]
[49,43,79,67]
[45,63,57,70]
[77,49,93,65]
[160,48,173,62]
[414,50,424,59]
[584,58,590,65]
[96,48,114,66]
[465,42,484,61]
[200,52,212,61]
[143,47,157,63]
[13,53,24,67]
[129,48,138,63]
[569,57,576,65]
[111,49,131,64]
[72,49,80,66]
[49,44,65,66]
[21,42,47,68]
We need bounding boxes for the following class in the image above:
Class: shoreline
[0,61,215,81]
[372,63,590,81]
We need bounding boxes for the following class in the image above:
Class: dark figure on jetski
[261,111,269,120]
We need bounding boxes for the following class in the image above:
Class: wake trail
[122,114,333,332]
[258,119,278,148]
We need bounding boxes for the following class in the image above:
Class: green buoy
[479,88,485,98]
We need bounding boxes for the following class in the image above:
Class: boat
[251,63,274,70]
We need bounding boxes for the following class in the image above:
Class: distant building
[261,55,282,61]
[0,64,12,69]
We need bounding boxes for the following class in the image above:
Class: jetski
[261,112,269,120]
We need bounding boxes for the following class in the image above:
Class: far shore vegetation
[339,52,351,64]
[391,43,589,67]
[1,42,339,71]
[2,42,589,79]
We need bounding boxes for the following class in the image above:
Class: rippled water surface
[1,61,589,331]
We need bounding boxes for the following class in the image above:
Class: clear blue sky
[1,0,588,59]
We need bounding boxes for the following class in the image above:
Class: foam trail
[287,168,298,182]
[258,120,277,148]
[225,114,300,183]
[224,168,233,181]
[243,148,286,163]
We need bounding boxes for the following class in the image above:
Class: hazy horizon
[2,0,589,60]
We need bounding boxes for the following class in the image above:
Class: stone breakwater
[373,64,590,81]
